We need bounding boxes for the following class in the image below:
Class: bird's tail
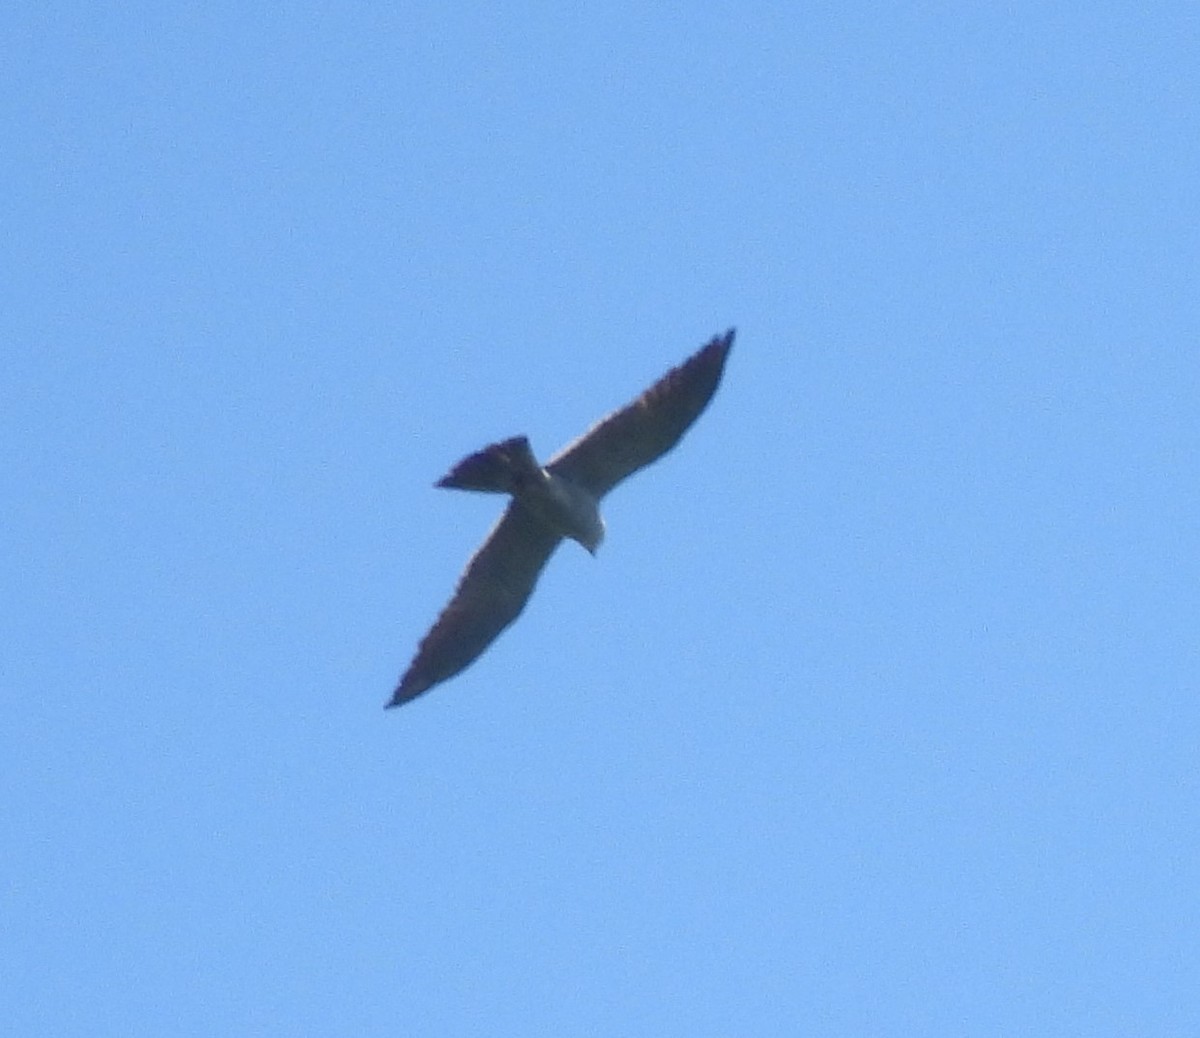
[436,435,542,494]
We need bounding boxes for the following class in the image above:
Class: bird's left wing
[546,329,734,499]
[389,500,562,707]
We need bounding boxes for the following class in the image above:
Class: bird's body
[438,435,606,554]
[388,329,734,708]
[527,469,606,553]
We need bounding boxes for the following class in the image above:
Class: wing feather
[546,329,734,498]
[388,501,561,706]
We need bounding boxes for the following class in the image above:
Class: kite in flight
[388,328,735,708]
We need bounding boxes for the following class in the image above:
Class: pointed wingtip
[387,673,433,709]
[385,683,417,709]
[385,677,411,709]
[696,327,735,379]
[698,328,735,364]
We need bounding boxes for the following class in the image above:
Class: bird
[387,328,735,708]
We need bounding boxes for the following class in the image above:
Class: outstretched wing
[546,329,734,498]
[388,501,561,707]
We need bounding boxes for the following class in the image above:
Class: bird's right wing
[546,329,734,499]
[389,500,562,707]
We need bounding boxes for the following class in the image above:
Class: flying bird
[388,328,735,708]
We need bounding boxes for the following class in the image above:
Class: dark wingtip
[386,677,417,708]
[695,328,735,367]
[387,670,433,709]
[694,327,735,385]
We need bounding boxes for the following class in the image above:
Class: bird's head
[579,514,605,556]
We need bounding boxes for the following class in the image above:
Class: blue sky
[4,2,1198,1034]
